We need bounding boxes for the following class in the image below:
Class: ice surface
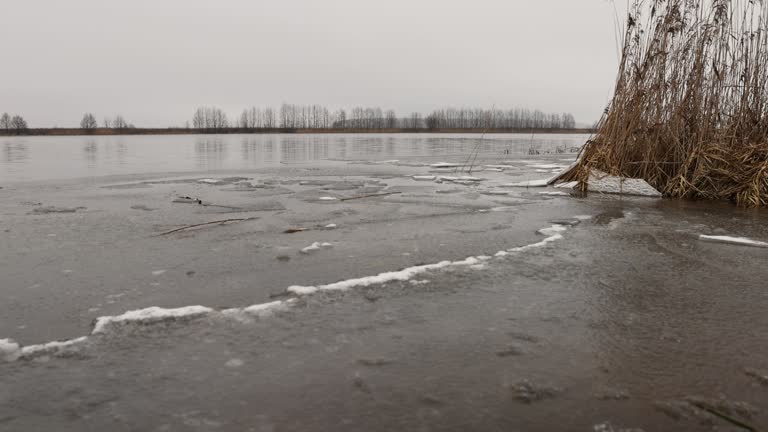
[539,192,570,197]
[699,235,768,248]
[412,176,437,181]
[528,164,568,170]
[502,179,549,187]
[288,224,570,295]
[92,306,215,334]
[431,162,463,168]
[2,217,576,363]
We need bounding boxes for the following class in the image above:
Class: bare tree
[10,115,29,133]
[0,113,10,131]
[113,115,128,129]
[191,107,228,130]
[103,117,112,128]
[385,110,397,128]
[80,113,98,130]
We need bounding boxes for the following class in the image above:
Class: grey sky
[1,0,624,128]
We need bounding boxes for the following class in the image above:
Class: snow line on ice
[1,300,296,363]
[1,221,580,363]
[699,235,768,248]
[287,224,571,295]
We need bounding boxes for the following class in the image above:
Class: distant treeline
[0,105,580,136]
[192,105,577,131]
[2,127,593,137]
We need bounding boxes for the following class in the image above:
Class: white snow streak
[92,306,215,334]
[699,235,768,248]
[288,224,569,295]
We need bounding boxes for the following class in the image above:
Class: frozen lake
[0,133,588,182]
[2,133,768,432]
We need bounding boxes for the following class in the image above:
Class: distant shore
[0,127,594,137]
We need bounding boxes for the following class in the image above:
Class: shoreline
[0,127,595,137]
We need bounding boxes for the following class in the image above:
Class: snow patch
[300,242,333,254]
[221,300,296,322]
[92,306,214,334]
[318,196,338,201]
[20,337,89,359]
[198,178,220,184]
[409,280,431,286]
[1,339,21,362]
[699,235,768,248]
[226,358,245,368]
[325,224,337,229]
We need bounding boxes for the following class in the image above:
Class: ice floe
[300,242,333,254]
[538,191,571,197]
[587,170,662,197]
[555,181,579,189]
[431,162,463,168]
[318,196,338,201]
[412,176,437,181]
[699,235,768,248]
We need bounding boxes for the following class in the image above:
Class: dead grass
[567,0,768,206]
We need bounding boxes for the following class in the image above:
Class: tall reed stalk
[569,0,768,206]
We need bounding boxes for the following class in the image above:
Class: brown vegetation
[567,0,768,206]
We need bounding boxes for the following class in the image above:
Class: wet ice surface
[2,135,768,431]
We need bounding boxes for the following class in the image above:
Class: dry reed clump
[567,0,768,206]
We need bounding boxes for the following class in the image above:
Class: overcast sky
[1,0,625,128]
